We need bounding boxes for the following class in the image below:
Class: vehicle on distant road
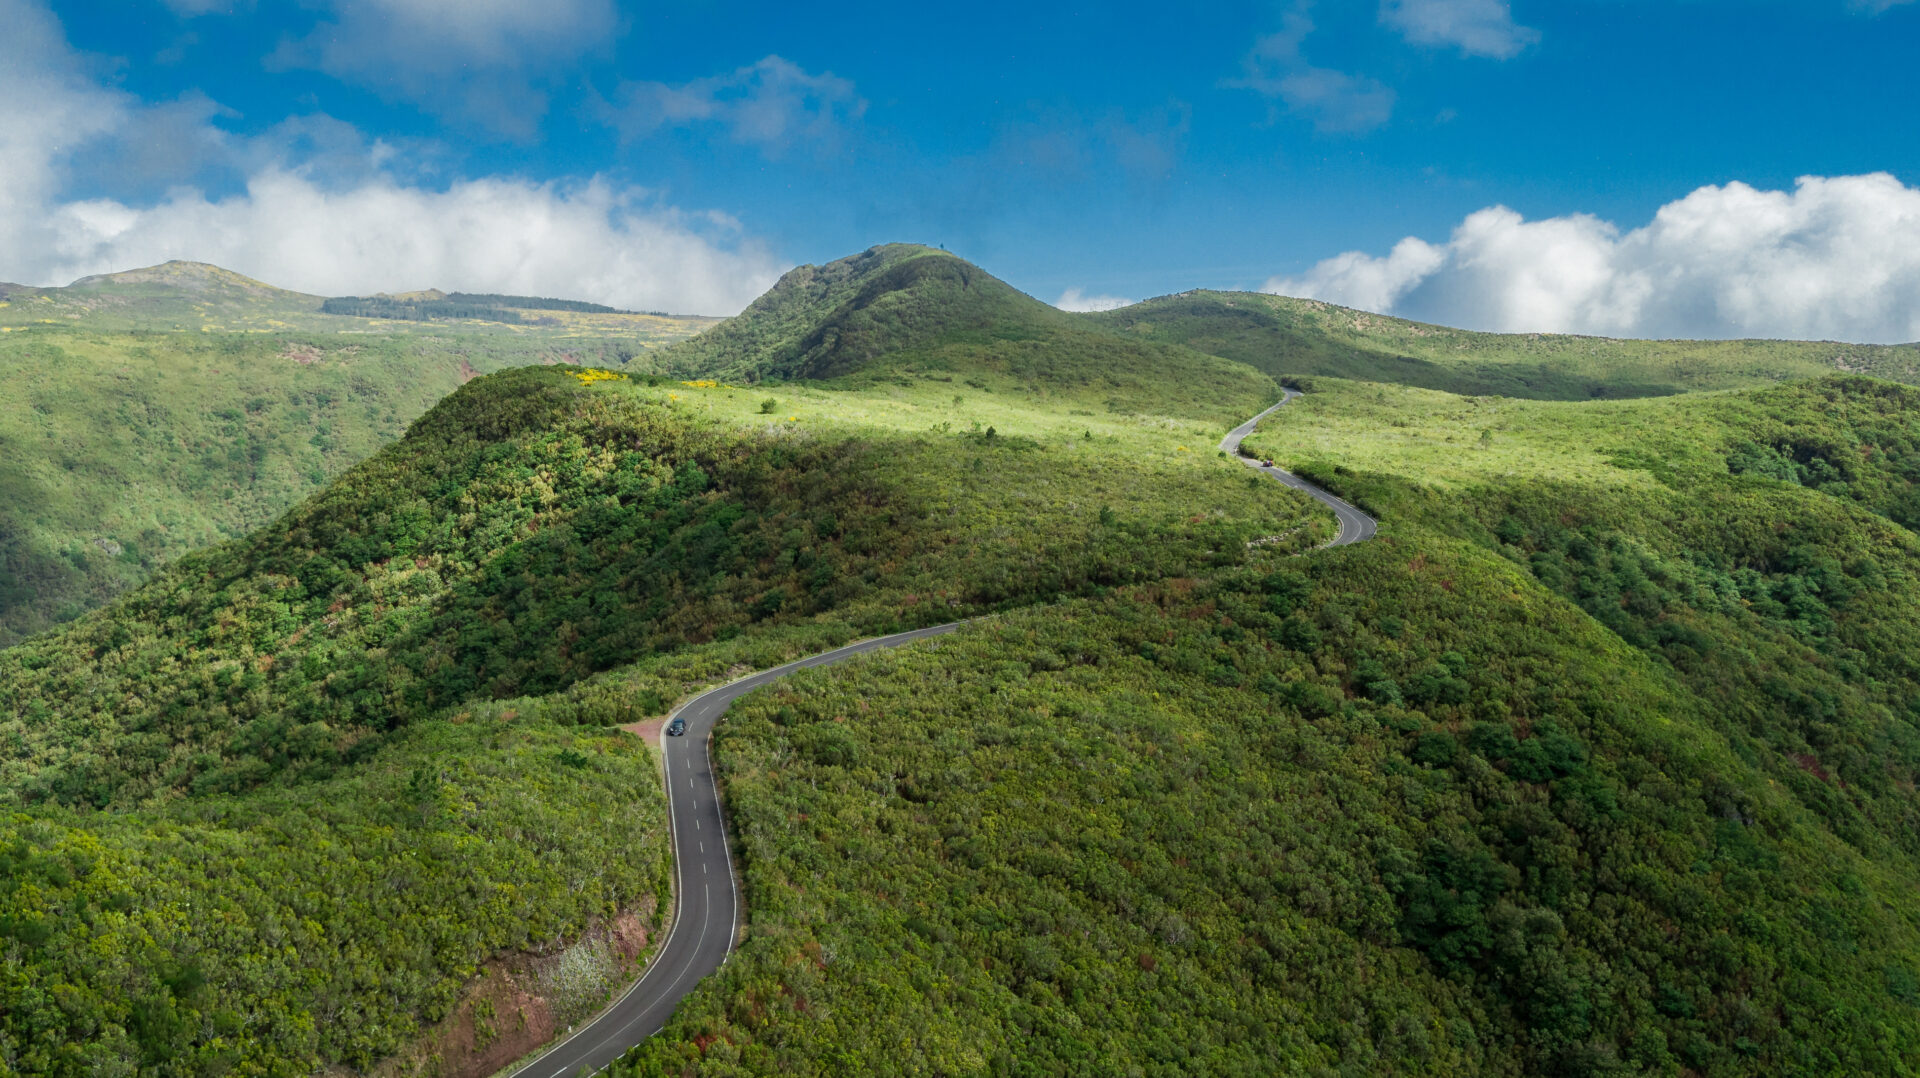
[666,717,687,737]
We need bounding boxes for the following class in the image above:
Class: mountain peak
[67,261,309,299]
[659,243,1040,383]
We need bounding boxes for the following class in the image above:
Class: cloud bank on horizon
[1265,173,1920,344]
[0,0,782,314]
[8,0,1920,338]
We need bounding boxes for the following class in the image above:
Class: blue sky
[8,0,1920,340]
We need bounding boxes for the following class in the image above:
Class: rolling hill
[658,244,1278,424]
[0,265,715,646]
[0,260,718,341]
[0,304,1325,1072]
[8,246,1920,1076]
[1090,288,1920,399]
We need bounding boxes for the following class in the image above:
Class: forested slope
[0,365,1316,809]
[0,354,1324,1074]
[611,545,1920,1076]
[586,375,1920,1077]
[0,261,712,645]
[12,244,1920,1077]
[0,329,656,647]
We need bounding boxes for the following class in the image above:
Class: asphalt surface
[1219,388,1378,546]
[506,622,964,1078]
[507,394,1372,1078]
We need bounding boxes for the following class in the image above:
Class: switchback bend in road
[1219,388,1377,546]
[508,394,1375,1078]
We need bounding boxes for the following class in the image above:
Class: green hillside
[1091,289,1920,400]
[0,266,714,646]
[0,261,718,341]
[0,352,1322,1072]
[9,248,1920,1076]
[597,374,1920,1076]
[659,244,1278,424]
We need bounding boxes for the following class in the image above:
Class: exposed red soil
[621,716,666,750]
[353,903,657,1078]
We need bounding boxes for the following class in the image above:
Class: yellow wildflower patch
[569,369,628,386]
[679,379,722,389]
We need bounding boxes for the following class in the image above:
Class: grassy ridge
[660,245,1279,425]
[0,366,1318,810]
[1092,290,1920,399]
[0,261,716,340]
[0,351,1323,1071]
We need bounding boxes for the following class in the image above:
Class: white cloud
[600,57,865,156]
[0,0,124,226]
[1269,238,1447,316]
[1231,6,1396,134]
[45,173,783,315]
[1264,174,1920,343]
[1054,288,1135,313]
[1381,0,1539,59]
[270,0,618,133]
[0,0,784,315]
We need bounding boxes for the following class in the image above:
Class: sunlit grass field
[601,370,1334,550]
[1239,377,1747,492]
[1095,289,1920,400]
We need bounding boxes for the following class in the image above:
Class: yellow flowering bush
[570,369,628,386]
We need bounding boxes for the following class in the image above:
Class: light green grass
[1241,378,1752,493]
[1095,290,1920,399]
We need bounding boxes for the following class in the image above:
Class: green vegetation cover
[1091,289,1920,400]
[0,310,1320,1071]
[320,292,637,322]
[8,247,1920,1077]
[658,245,1277,422]
[0,267,714,645]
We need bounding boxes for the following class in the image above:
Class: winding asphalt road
[1219,388,1377,546]
[504,624,964,1078]
[506,394,1376,1078]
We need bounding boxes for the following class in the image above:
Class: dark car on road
[666,717,687,737]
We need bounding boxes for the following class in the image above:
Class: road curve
[1220,388,1378,546]
[507,394,1369,1078]
[506,622,963,1078]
